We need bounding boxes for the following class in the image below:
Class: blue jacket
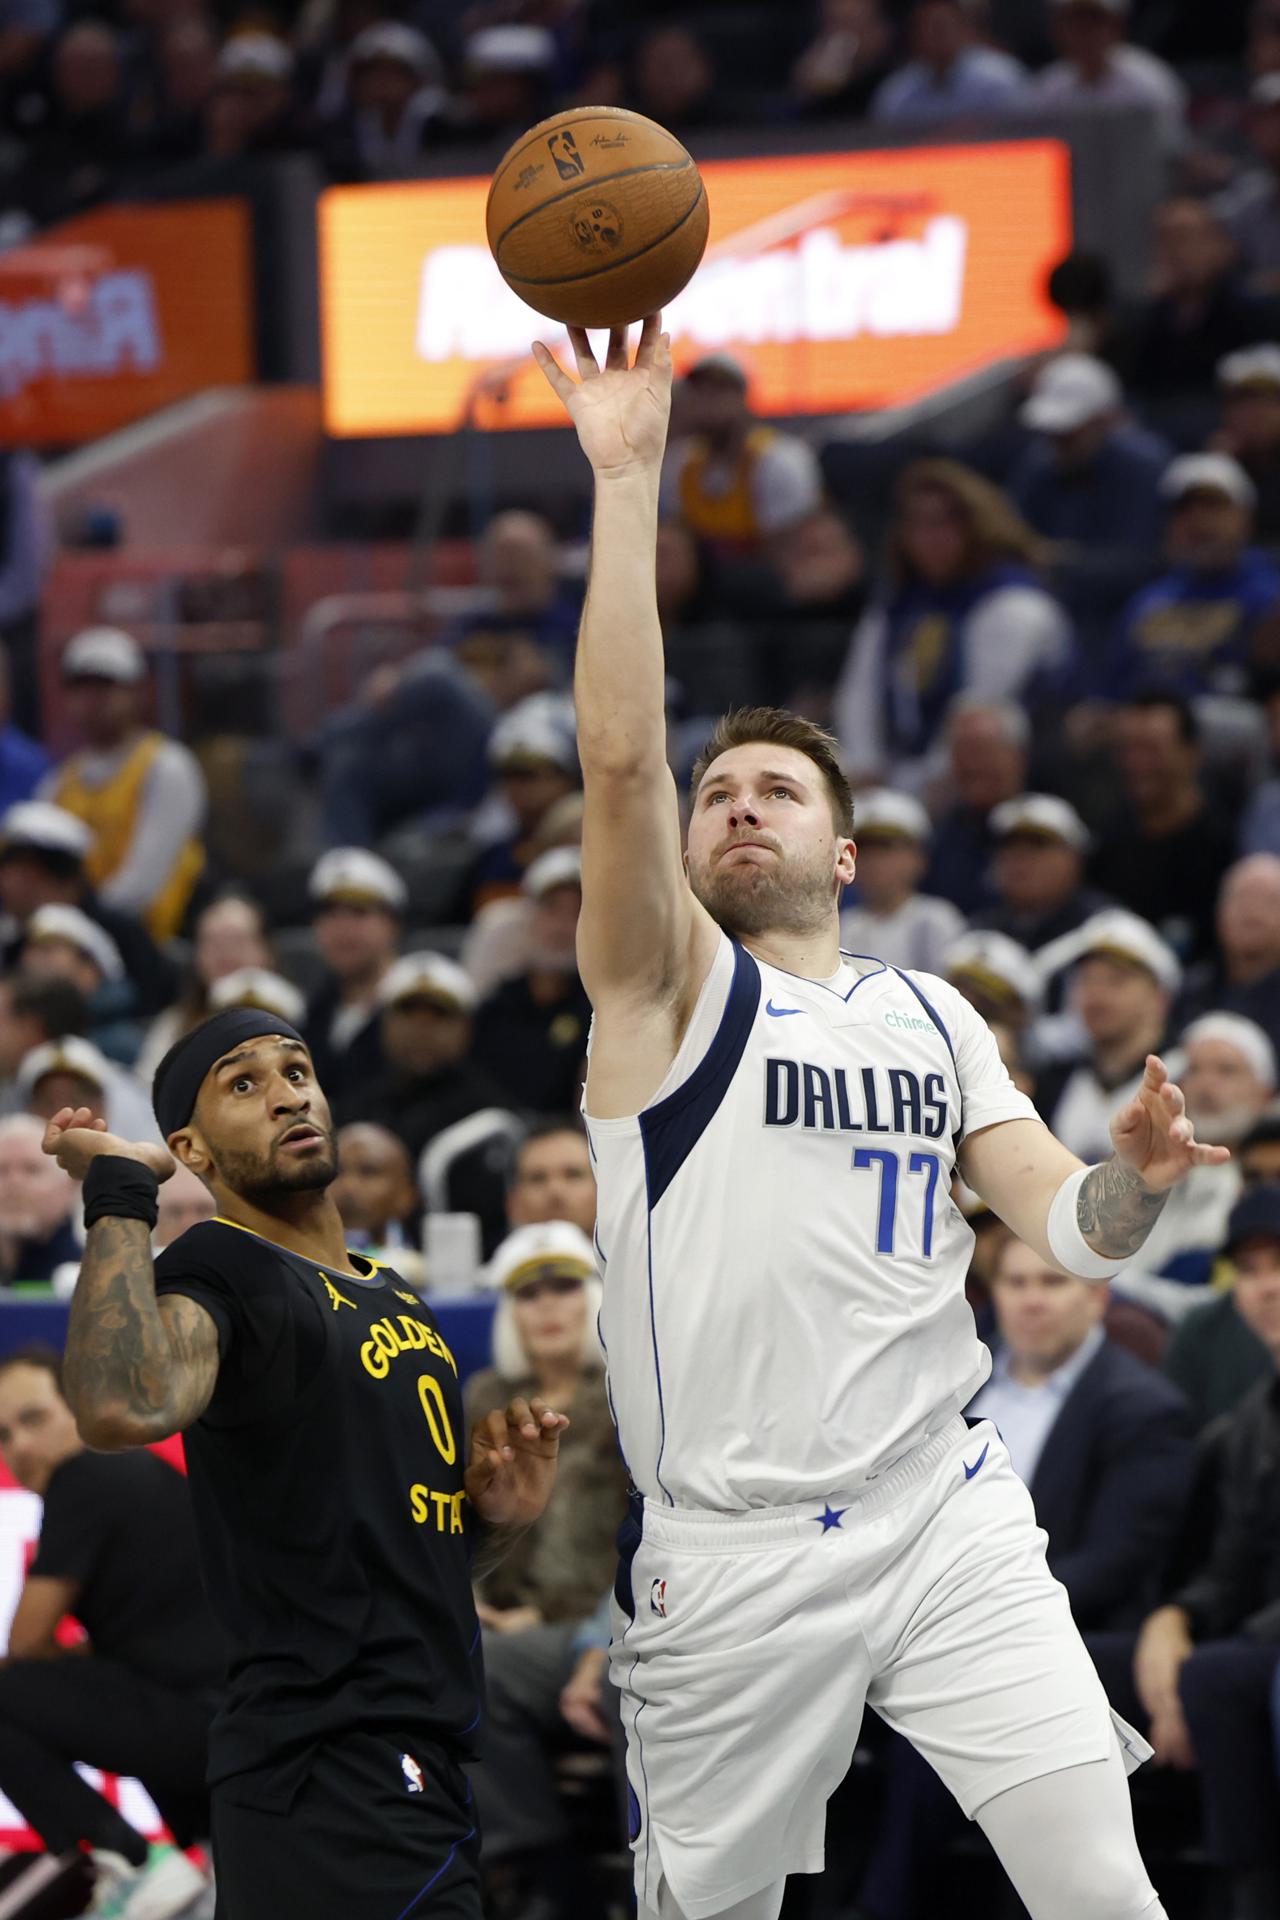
[1009,424,1171,553]
[1107,549,1280,699]
[0,723,49,815]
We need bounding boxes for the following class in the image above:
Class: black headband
[152,1009,308,1140]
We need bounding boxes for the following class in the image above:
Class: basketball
[486,107,709,329]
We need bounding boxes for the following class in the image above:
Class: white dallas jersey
[586,934,1037,1510]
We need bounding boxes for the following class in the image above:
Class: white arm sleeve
[99,742,207,915]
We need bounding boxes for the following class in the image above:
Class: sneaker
[89,1847,209,1920]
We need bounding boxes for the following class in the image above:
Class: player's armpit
[957,1117,1084,1269]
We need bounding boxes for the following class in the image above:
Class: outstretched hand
[464,1396,569,1529]
[532,314,672,478]
[1110,1056,1230,1193]
[42,1107,175,1185]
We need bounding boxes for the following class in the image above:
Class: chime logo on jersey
[401,1752,424,1794]
[650,1578,668,1618]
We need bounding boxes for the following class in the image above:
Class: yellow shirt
[51,732,203,940]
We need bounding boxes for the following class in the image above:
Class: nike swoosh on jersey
[963,1442,990,1480]
[765,1000,801,1017]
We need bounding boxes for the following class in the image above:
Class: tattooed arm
[1073,1154,1169,1260]
[43,1107,221,1448]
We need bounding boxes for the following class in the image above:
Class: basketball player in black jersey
[42,1007,568,1920]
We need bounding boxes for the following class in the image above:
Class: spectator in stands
[0,1345,218,1918]
[0,1113,78,1284]
[628,23,724,134]
[203,31,300,158]
[135,890,272,1084]
[141,14,220,166]
[21,900,139,1065]
[1035,0,1185,146]
[945,928,1043,1036]
[870,0,1027,121]
[302,847,404,1103]
[153,1160,214,1252]
[854,1229,1193,1920]
[460,791,583,999]
[331,1120,421,1266]
[467,696,579,915]
[1213,344,1280,541]
[973,792,1104,950]
[0,484,51,745]
[1045,249,1126,365]
[661,353,823,557]
[0,974,85,1103]
[506,1116,596,1238]
[466,1221,626,1920]
[342,951,507,1162]
[320,22,446,177]
[453,24,555,140]
[9,19,131,225]
[0,643,47,814]
[206,966,303,1029]
[1214,851,1280,1050]
[1133,1185,1280,1920]
[924,696,1031,914]
[1009,353,1170,556]
[833,460,1072,792]
[17,1033,157,1144]
[1105,454,1280,703]
[446,511,580,692]
[837,790,963,973]
[790,0,896,118]
[1089,693,1236,963]
[0,801,175,1015]
[1126,197,1280,403]
[41,629,206,943]
[1214,73,1280,292]
[472,848,590,1113]
[1044,909,1180,1162]
[759,506,868,710]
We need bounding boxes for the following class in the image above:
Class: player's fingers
[635,312,662,364]
[507,1396,540,1439]
[91,1116,110,1132]
[1159,1080,1186,1118]
[485,1409,515,1458]
[1190,1141,1232,1165]
[605,325,629,371]
[530,340,574,401]
[1142,1053,1169,1089]
[567,326,600,378]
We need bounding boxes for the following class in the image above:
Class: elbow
[71,1402,162,1451]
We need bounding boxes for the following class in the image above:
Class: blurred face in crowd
[0,853,74,923]
[1114,703,1198,811]
[853,836,925,913]
[331,1123,416,1236]
[54,23,122,115]
[946,706,1028,811]
[1218,857,1280,980]
[160,17,218,114]
[464,62,542,133]
[989,1018,1035,1096]
[1232,1234,1280,1361]
[1166,488,1252,571]
[484,512,559,614]
[990,1238,1105,1377]
[28,1072,105,1126]
[0,1363,81,1497]
[1223,382,1280,456]
[351,52,419,127]
[686,742,853,940]
[381,996,471,1079]
[154,1162,215,1250]
[1155,200,1233,299]
[195,895,270,988]
[527,882,581,973]
[993,834,1082,915]
[1073,955,1168,1051]
[1052,0,1121,76]
[773,509,863,606]
[0,984,38,1079]
[1248,96,1280,170]
[911,0,969,72]
[313,900,399,988]
[511,1267,589,1374]
[173,1037,337,1203]
[655,521,701,625]
[205,68,292,157]
[497,760,577,836]
[898,484,971,586]
[1182,1039,1273,1146]
[633,24,713,123]
[62,676,138,750]
[508,1129,596,1235]
[0,1121,75,1239]
[456,631,551,712]
[1242,1132,1280,1186]
[23,937,101,1003]
[679,370,749,453]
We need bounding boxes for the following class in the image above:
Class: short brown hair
[690,707,854,837]
[0,1343,64,1395]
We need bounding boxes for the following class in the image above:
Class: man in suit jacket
[849,1234,1194,1920]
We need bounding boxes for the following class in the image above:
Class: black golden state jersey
[154,1217,480,1807]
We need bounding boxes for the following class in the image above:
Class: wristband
[82,1155,160,1232]
[1046,1165,1132,1281]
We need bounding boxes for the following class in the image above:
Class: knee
[1046,1852,1159,1920]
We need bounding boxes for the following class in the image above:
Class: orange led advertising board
[319,141,1071,438]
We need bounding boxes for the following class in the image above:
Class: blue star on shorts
[813,1503,848,1533]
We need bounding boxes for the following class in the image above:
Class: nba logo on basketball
[650,1579,668,1618]
[401,1753,424,1793]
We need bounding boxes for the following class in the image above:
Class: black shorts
[211,1731,481,1920]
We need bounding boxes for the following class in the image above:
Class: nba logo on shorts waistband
[650,1578,668,1618]
[401,1752,425,1793]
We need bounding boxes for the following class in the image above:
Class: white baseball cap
[0,802,93,862]
[16,1034,111,1097]
[378,952,478,1016]
[1050,0,1128,12]
[1020,354,1122,433]
[1218,344,1280,393]
[25,904,123,982]
[1181,1012,1277,1092]
[1253,73,1280,109]
[485,1219,597,1293]
[309,848,407,913]
[217,31,293,81]
[687,352,750,389]
[349,22,439,77]
[945,930,1042,1012]
[1161,452,1257,511]
[61,627,146,685]
[489,699,578,777]
[208,967,306,1027]
[853,789,931,845]
[1071,908,1182,994]
[464,24,555,72]
[990,793,1090,854]
[523,847,583,899]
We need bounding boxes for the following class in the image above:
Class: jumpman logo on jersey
[320,1274,356,1312]
[394,1289,419,1305]
[812,1503,848,1533]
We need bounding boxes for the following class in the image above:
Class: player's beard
[213,1131,338,1201]
[688,840,836,939]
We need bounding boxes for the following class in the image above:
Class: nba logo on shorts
[650,1578,668,1618]
[400,1753,425,1794]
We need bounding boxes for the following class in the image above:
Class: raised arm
[43,1109,220,1449]
[534,319,717,1021]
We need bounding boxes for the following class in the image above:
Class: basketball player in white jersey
[533,316,1222,1920]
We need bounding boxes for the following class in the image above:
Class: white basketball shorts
[610,1415,1151,1920]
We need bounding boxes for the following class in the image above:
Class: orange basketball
[486,107,708,329]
